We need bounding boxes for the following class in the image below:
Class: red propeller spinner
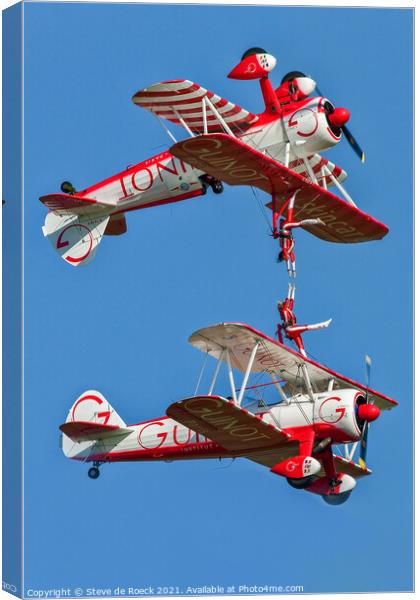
[358,403,380,423]
[328,107,351,129]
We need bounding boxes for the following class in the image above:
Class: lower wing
[171,133,389,244]
[167,395,289,453]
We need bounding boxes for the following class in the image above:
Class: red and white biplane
[60,322,397,505]
[41,48,388,266]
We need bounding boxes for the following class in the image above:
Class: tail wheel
[60,181,76,195]
[88,466,100,479]
[286,475,317,489]
[322,491,351,505]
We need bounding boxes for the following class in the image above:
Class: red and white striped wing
[132,80,258,134]
[292,153,347,186]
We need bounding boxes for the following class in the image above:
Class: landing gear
[60,181,76,195]
[88,462,101,479]
[210,180,224,194]
[199,175,224,195]
[287,475,317,489]
[88,467,100,479]
[322,491,352,505]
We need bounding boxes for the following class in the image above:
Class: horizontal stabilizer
[40,192,115,212]
[167,395,289,452]
[42,212,110,266]
[171,133,388,243]
[59,421,132,443]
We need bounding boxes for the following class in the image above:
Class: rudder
[42,211,110,266]
[60,390,126,458]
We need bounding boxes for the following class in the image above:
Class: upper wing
[171,133,389,244]
[132,80,258,134]
[167,395,289,452]
[189,323,398,411]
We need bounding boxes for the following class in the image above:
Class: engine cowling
[313,389,364,443]
[284,97,347,157]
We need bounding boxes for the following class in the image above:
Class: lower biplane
[60,322,396,505]
[41,48,389,266]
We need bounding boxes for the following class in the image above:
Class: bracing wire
[250,185,272,233]
[193,352,209,396]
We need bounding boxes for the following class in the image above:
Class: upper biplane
[60,322,397,505]
[41,48,389,266]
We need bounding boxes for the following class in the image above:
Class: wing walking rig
[57,48,397,505]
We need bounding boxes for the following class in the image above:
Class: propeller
[358,354,380,468]
[315,85,365,163]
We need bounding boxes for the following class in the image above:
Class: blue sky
[23,3,412,595]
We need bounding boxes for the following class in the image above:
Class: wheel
[60,181,76,195]
[322,491,351,505]
[211,181,224,194]
[88,466,100,479]
[287,475,317,489]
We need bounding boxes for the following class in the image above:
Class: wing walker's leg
[289,248,296,278]
[274,192,298,276]
[292,333,307,357]
[273,191,324,278]
[277,284,331,358]
[273,191,329,361]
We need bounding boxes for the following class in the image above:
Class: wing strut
[206,341,261,406]
[237,342,260,405]
[203,96,236,138]
[173,109,194,138]
[202,98,208,135]
[271,373,289,403]
[323,164,357,207]
[208,348,225,395]
[226,351,238,403]
[155,115,177,143]
[300,362,315,402]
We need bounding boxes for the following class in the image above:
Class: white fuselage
[62,388,363,463]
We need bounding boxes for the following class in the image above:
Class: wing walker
[55,49,397,504]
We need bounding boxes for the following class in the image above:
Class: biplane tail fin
[42,211,111,267]
[60,390,130,457]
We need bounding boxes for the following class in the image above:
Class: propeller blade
[359,421,369,468]
[359,354,372,468]
[315,85,365,163]
[342,125,365,163]
[365,354,372,390]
